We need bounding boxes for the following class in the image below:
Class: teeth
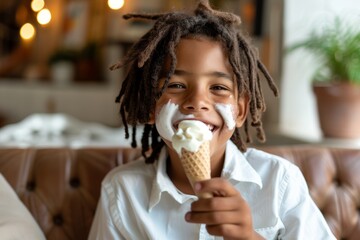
[174,122,215,131]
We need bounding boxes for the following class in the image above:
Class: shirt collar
[148,141,262,211]
[222,141,262,189]
[148,148,196,211]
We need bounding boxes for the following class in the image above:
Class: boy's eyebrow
[174,69,233,80]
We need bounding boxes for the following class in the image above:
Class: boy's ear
[235,95,249,128]
[148,111,155,124]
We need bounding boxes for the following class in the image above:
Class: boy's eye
[168,83,185,89]
[211,85,229,91]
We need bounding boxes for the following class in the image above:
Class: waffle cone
[181,141,212,198]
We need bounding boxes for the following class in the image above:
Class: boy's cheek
[152,105,163,122]
[154,96,176,119]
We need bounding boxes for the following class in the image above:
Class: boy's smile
[153,37,248,180]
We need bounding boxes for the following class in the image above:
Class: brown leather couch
[0,145,359,240]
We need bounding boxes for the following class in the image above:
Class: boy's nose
[182,89,210,111]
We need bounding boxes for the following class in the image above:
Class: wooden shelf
[0,80,122,127]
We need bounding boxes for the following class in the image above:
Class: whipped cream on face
[155,101,236,146]
[214,103,236,130]
[155,101,194,141]
[172,120,213,156]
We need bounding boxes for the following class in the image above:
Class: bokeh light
[20,23,36,40]
[108,0,125,10]
[37,8,51,25]
[31,0,45,12]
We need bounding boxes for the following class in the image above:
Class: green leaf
[288,17,360,85]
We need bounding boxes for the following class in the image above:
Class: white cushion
[0,174,46,240]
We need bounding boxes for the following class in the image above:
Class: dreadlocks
[112,0,278,163]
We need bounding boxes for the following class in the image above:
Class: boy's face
[152,37,248,160]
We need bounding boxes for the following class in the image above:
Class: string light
[20,23,36,40]
[30,0,52,25]
[31,0,45,12]
[108,0,125,10]
[37,8,51,25]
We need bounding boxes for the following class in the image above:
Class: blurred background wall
[281,0,360,142]
[0,0,283,128]
[1,0,359,144]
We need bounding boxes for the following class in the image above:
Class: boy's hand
[185,178,264,240]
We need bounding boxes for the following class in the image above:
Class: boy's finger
[190,196,241,212]
[194,178,240,197]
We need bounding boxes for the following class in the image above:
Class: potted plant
[290,18,360,139]
[48,49,77,85]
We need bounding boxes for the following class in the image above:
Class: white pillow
[0,174,46,240]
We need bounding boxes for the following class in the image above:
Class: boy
[89,1,336,239]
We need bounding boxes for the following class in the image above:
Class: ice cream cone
[181,141,213,198]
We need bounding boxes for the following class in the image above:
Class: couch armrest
[260,145,360,240]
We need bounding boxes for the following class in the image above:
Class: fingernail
[194,182,201,191]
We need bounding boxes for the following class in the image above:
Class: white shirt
[0,174,46,240]
[88,141,336,240]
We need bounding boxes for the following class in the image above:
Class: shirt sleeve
[88,180,126,240]
[0,174,46,240]
[278,165,336,240]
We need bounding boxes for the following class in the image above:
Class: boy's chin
[160,139,181,156]
[162,139,175,150]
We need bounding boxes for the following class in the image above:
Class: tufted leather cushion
[0,146,359,240]
[260,146,360,240]
[0,148,142,240]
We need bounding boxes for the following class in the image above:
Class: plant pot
[50,61,75,85]
[313,83,360,139]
